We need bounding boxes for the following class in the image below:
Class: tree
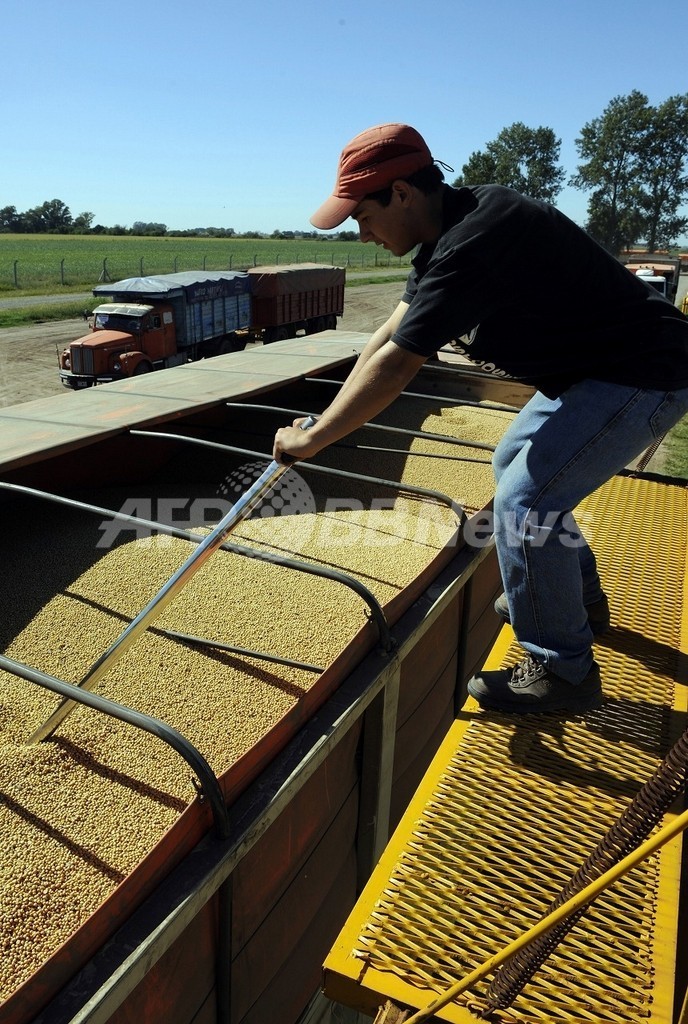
[453,122,565,202]
[72,211,94,233]
[33,198,73,232]
[637,94,688,250]
[0,205,20,232]
[131,221,167,236]
[571,90,688,253]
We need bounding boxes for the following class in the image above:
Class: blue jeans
[492,380,688,683]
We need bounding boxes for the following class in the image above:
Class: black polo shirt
[392,184,688,398]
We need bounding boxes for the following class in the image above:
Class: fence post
[60,259,65,286]
[228,255,233,269]
[174,257,178,272]
[140,257,144,276]
[203,256,207,270]
[13,260,18,287]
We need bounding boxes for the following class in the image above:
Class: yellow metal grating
[324,474,688,1023]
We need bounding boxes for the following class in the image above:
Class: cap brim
[310,194,359,230]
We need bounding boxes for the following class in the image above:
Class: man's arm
[335,299,410,400]
[273,333,427,463]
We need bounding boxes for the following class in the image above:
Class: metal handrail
[306,377,521,414]
[28,421,325,744]
[0,653,229,839]
[131,429,466,525]
[0,481,393,654]
[224,401,498,453]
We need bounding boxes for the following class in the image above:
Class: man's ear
[390,179,414,206]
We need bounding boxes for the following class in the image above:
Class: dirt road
[3,274,686,412]
[0,282,405,409]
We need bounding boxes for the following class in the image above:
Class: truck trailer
[58,265,345,389]
[620,254,681,303]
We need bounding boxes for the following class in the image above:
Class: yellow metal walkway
[324,473,688,1023]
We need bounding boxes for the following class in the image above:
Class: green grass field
[660,412,688,479]
[0,234,411,295]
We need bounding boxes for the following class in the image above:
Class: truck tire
[218,336,246,354]
[132,361,153,375]
[263,326,289,344]
[305,317,325,335]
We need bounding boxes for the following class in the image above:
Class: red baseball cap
[310,123,433,230]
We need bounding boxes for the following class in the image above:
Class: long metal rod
[1,654,230,839]
[335,442,492,464]
[0,481,393,654]
[130,430,466,523]
[28,418,319,745]
[306,377,521,414]
[224,401,497,453]
[158,627,322,673]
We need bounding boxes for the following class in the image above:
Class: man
[273,122,688,715]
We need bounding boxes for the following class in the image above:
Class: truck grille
[71,346,94,376]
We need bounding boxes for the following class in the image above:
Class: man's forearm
[273,341,426,462]
[336,298,410,402]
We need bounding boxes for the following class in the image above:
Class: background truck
[247,263,344,343]
[620,254,681,303]
[59,264,345,389]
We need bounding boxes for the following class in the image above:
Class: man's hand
[273,418,323,465]
[272,339,426,467]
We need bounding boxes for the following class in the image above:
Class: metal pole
[28,418,317,745]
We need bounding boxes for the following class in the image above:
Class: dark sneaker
[493,592,611,636]
[467,655,603,714]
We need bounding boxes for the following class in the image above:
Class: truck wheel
[325,315,337,331]
[264,327,289,344]
[218,336,245,354]
[132,361,152,375]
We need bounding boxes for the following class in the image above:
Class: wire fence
[1,243,414,292]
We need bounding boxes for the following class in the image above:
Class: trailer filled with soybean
[1,333,685,1024]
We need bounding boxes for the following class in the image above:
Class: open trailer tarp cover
[93,271,251,302]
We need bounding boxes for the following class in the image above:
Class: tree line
[454,91,688,253]
[0,204,332,242]
[3,92,687,254]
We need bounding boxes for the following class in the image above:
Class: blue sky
[2,0,687,235]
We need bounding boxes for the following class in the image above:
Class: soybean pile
[0,398,515,1001]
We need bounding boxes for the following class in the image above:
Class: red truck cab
[59,303,179,388]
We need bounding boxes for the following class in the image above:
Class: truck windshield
[94,313,143,333]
